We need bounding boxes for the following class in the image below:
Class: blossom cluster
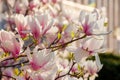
[0,0,110,80]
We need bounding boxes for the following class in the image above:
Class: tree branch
[0,60,29,68]
[55,61,76,80]
[2,74,16,80]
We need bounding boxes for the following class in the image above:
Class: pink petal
[28,16,41,41]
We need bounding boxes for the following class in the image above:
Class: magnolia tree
[0,0,110,80]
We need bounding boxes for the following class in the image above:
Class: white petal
[94,53,103,71]
[74,48,89,62]
[79,10,87,23]
[83,37,104,51]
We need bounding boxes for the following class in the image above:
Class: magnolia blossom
[0,30,21,57]
[82,36,104,53]
[29,0,40,10]
[3,68,26,80]
[25,47,57,80]
[55,56,70,77]
[67,36,104,62]
[3,68,14,80]
[79,10,109,36]
[14,0,28,14]
[27,14,53,44]
[14,14,30,39]
[26,47,54,70]
[84,61,98,76]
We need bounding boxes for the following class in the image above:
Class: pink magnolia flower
[27,15,41,43]
[79,11,97,36]
[56,57,70,76]
[79,10,110,36]
[84,60,98,76]
[3,68,14,79]
[25,47,57,80]
[29,0,40,10]
[27,14,53,44]
[0,30,21,57]
[66,36,104,62]
[36,14,54,35]
[3,68,27,80]
[81,36,104,53]
[14,14,30,39]
[14,0,28,14]
[26,47,54,71]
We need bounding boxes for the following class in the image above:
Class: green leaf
[57,32,61,39]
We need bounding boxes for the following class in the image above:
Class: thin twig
[2,74,16,80]
[1,55,27,63]
[55,61,76,80]
[49,34,86,49]
[0,60,29,68]
[38,34,86,51]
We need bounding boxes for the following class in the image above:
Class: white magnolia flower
[25,47,57,80]
[84,60,98,76]
[66,36,104,62]
[27,14,53,44]
[79,10,111,36]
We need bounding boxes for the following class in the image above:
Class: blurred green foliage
[95,53,120,80]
